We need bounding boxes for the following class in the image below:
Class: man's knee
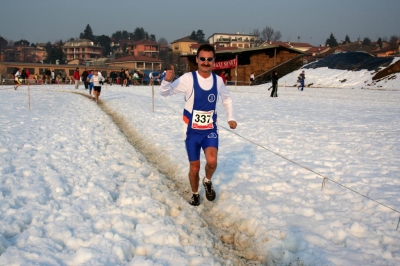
[206,157,217,169]
[189,161,201,174]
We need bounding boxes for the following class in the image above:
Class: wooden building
[184,45,305,85]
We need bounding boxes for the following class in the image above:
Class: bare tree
[260,26,281,42]
[251,29,261,40]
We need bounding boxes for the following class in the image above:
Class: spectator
[250,72,255,86]
[133,71,139,85]
[81,68,89,89]
[219,70,226,84]
[271,71,279,97]
[51,70,55,84]
[149,71,153,85]
[61,70,66,83]
[73,68,80,89]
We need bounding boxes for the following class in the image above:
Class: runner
[88,70,104,103]
[160,44,237,206]
[13,67,21,90]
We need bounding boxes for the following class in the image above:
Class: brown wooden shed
[184,45,305,85]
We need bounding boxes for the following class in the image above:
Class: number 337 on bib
[192,110,214,130]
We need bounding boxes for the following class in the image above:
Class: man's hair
[197,44,215,57]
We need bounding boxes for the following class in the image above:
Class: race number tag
[192,110,214,130]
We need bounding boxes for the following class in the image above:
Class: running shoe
[203,178,216,201]
[190,194,200,206]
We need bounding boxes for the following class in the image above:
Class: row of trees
[325,33,399,49]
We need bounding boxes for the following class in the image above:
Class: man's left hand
[228,121,237,129]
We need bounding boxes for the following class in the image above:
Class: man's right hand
[165,65,175,82]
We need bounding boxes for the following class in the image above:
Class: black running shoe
[190,194,200,206]
[203,178,216,201]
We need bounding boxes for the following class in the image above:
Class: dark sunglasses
[198,57,214,62]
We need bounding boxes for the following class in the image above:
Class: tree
[121,30,129,40]
[14,39,30,47]
[158,37,168,45]
[362,37,371,45]
[189,30,206,42]
[389,35,399,47]
[112,31,122,42]
[46,46,65,64]
[377,38,383,49]
[325,33,338,47]
[132,27,147,41]
[190,31,197,41]
[95,35,112,56]
[149,34,156,42]
[45,41,53,55]
[345,35,351,43]
[80,24,94,40]
[251,29,261,40]
[260,26,281,42]
[196,30,206,43]
[0,36,8,47]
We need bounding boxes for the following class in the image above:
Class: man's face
[196,50,214,75]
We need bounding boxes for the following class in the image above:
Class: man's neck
[197,70,212,79]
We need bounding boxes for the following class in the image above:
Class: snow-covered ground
[0,66,399,265]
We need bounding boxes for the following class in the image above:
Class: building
[105,55,162,71]
[62,39,104,63]
[261,41,314,52]
[170,36,198,54]
[126,39,160,58]
[208,32,259,49]
[0,61,121,84]
[4,44,47,63]
[183,45,305,85]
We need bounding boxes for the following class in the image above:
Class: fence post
[152,85,155,113]
[28,83,31,110]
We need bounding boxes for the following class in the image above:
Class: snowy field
[0,66,399,265]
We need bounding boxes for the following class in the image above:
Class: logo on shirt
[208,132,218,138]
[208,94,216,103]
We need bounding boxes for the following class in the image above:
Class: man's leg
[204,147,217,179]
[189,160,201,193]
[203,147,217,201]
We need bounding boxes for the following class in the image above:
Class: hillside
[278,52,400,90]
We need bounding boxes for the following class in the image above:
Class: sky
[0,56,400,265]
[0,0,399,47]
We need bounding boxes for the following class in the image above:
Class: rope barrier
[155,91,400,220]
[218,124,400,229]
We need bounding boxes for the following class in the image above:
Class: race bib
[192,110,214,130]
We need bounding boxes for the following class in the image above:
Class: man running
[13,67,21,90]
[160,44,237,206]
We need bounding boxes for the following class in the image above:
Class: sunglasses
[198,57,214,62]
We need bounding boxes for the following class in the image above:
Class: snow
[0,64,400,265]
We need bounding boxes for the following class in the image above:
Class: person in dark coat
[81,69,89,89]
[271,71,278,97]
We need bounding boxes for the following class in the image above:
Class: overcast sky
[1,0,399,46]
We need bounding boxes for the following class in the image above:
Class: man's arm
[218,79,237,129]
